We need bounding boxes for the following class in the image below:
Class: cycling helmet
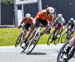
[46,7,55,14]
[26,13,31,18]
[58,14,62,18]
[69,18,74,21]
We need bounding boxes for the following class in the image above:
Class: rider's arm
[32,19,36,25]
[54,17,58,26]
[49,15,54,23]
[54,17,58,23]
[33,12,40,26]
[18,17,26,28]
[20,17,26,25]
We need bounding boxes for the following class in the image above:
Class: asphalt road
[0,44,75,62]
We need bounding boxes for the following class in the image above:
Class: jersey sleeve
[31,17,35,24]
[21,17,26,24]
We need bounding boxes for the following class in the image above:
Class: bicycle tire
[47,32,54,45]
[54,32,61,45]
[61,32,68,43]
[15,33,23,47]
[25,33,40,55]
[57,41,69,62]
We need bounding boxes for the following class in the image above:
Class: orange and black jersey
[34,9,54,23]
[21,17,34,24]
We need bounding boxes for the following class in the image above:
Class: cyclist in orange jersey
[18,13,34,42]
[34,7,55,35]
[24,7,55,42]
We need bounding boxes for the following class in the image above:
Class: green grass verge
[0,28,21,46]
[0,28,67,46]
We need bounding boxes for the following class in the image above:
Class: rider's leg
[22,23,32,43]
[21,30,27,41]
[40,25,49,36]
[29,30,36,40]
[25,25,35,40]
[20,24,27,42]
[41,22,52,36]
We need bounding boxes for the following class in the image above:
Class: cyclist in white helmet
[18,13,34,43]
[54,13,65,33]
[34,7,55,35]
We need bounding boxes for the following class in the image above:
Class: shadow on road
[21,52,47,55]
[29,52,47,55]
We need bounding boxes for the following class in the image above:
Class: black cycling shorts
[23,23,32,31]
[35,19,48,27]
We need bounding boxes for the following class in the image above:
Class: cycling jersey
[21,17,34,24]
[55,17,65,24]
[54,17,65,30]
[34,9,54,23]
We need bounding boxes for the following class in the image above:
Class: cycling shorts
[56,23,63,30]
[35,19,48,27]
[23,23,32,31]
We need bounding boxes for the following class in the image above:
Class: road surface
[0,44,75,62]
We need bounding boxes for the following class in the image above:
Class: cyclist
[34,7,55,35]
[18,13,34,43]
[63,27,75,59]
[66,18,75,32]
[24,7,55,41]
[54,14,65,33]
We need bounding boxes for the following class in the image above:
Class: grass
[0,28,67,46]
[0,28,21,46]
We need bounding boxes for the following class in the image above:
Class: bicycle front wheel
[57,41,69,62]
[25,33,40,55]
[15,33,23,47]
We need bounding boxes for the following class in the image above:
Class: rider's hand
[18,25,22,29]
